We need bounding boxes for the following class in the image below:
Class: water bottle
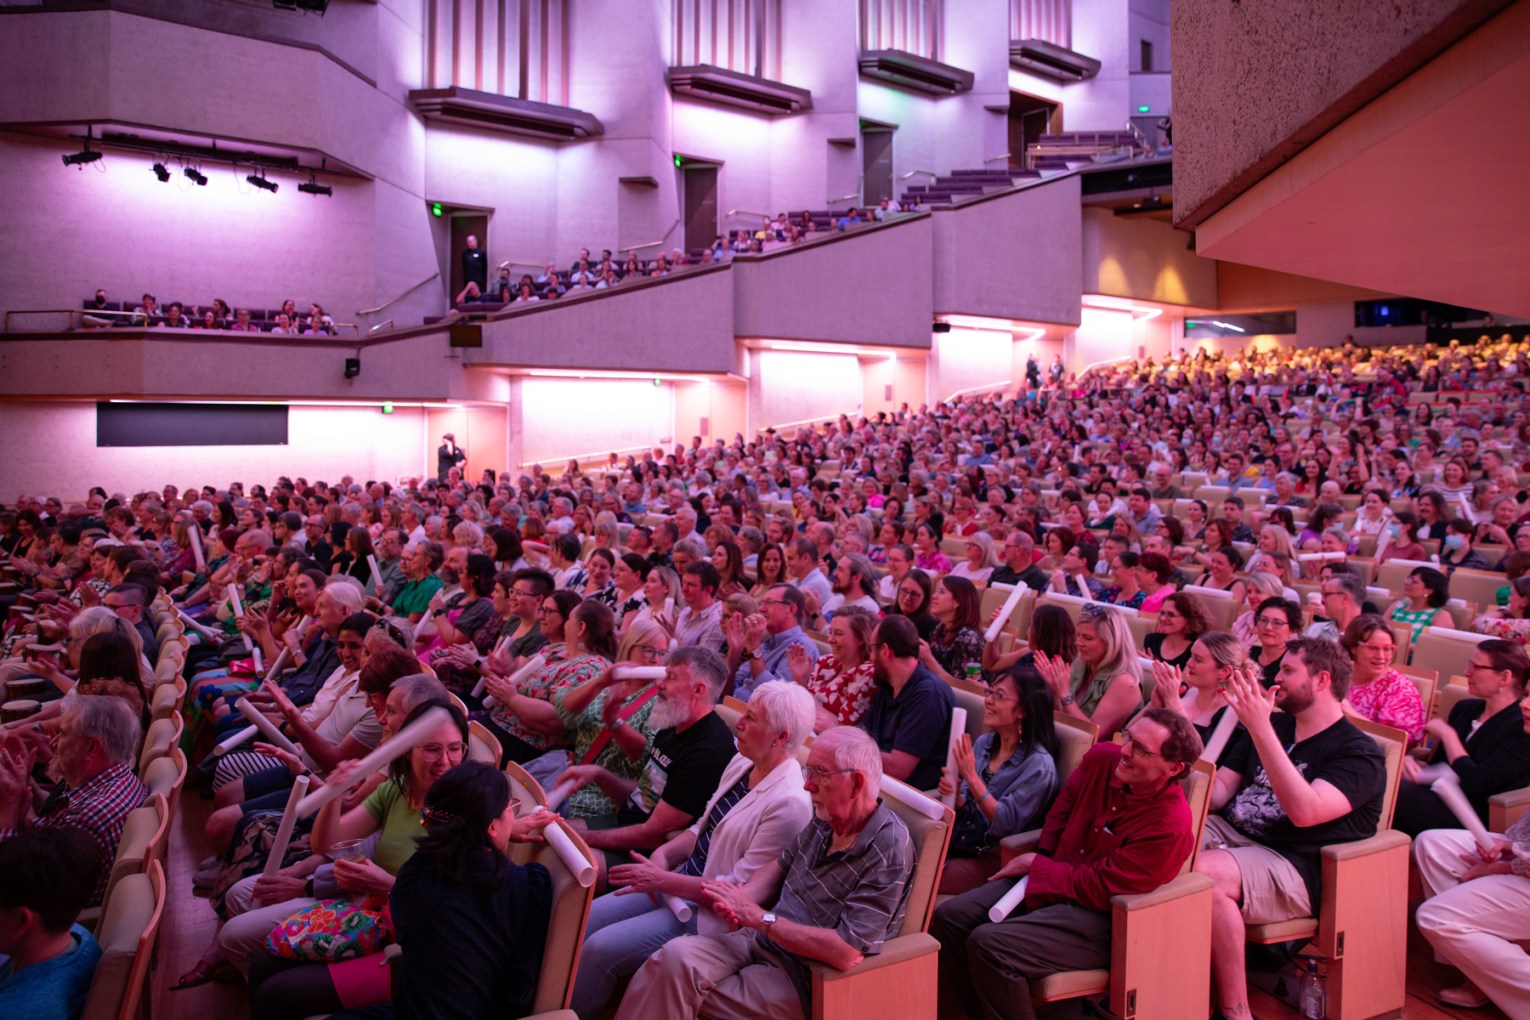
[1299,957,1326,1020]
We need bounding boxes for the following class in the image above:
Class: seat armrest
[1319,829,1410,862]
[999,829,1042,864]
[523,1011,579,1020]
[809,933,939,982]
[1112,871,1213,912]
[1489,786,1530,832]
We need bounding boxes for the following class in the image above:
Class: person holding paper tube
[931,708,1200,1020]
[550,606,666,820]
[1396,639,1530,836]
[983,602,1077,676]
[612,725,913,1020]
[559,647,736,875]
[936,667,1060,894]
[785,605,877,731]
[571,680,816,1019]
[214,700,469,982]
[1413,689,1530,1014]
[477,594,610,768]
[373,761,555,1020]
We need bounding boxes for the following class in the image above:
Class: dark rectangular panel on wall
[96,402,289,447]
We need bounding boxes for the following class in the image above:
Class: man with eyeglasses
[370,528,408,605]
[101,583,159,663]
[1304,570,1365,641]
[615,725,913,1020]
[467,569,554,687]
[726,585,819,701]
[1197,637,1386,1020]
[932,707,1202,1020]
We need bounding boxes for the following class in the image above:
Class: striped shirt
[758,803,913,1010]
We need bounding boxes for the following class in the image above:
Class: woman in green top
[1387,566,1452,644]
[551,615,666,820]
[392,542,445,623]
[1033,602,1143,740]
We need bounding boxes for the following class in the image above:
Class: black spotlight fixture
[273,0,329,13]
[297,171,331,197]
[62,142,103,168]
[152,162,171,182]
[343,357,361,379]
[184,166,208,186]
[246,170,279,194]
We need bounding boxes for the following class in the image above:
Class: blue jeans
[570,887,695,1018]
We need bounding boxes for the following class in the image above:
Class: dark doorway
[449,213,489,301]
[1008,92,1059,171]
[681,163,719,256]
[862,125,894,205]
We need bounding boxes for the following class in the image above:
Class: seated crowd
[79,291,338,335]
[448,200,920,310]
[4,333,1530,1020]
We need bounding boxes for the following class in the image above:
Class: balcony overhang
[407,87,603,142]
[1009,39,1101,82]
[667,65,812,115]
[858,49,974,96]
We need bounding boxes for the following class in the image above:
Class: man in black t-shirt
[987,530,1049,592]
[1196,637,1386,1020]
[861,615,956,791]
[563,646,736,874]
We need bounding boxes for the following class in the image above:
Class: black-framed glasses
[373,619,404,644]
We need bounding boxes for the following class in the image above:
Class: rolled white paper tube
[663,597,674,618]
[262,648,292,684]
[987,875,1030,923]
[941,708,968,809]
[295,706,453,817]
[880,774,944,822]
[178,609,220,641]
[545,818,595,887]
[367,555,383,594]
[664,894,693,923]
[228,585,246,619]
[1413,764,1455,785]
[262,774,312,881]
[613,665,667,681]
[251,646,264,672]
[545,780,578,812]
[233,697,301,757]
[1430,775,1497,852]
[984,584,1027,643]
[213,724,259,756]
[189,526,206,571]
[481,653,547,709]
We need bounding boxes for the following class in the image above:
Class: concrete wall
[932,327,1014,400]
[1171,0,1507,226]
[1081,207,1216,309]
[751,349,864,431]
[733,219,935,347]
[932,176,1083,325]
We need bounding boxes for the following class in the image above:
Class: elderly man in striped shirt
[614,726,912,1020]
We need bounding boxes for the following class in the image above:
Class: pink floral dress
[1348,668,1426,744]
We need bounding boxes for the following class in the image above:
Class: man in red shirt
[931,707,1202,1020]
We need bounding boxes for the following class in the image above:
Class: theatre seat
[1001,760,1217,1020]
[1242,718,1409,1020]
[80,860,166,1020]
[808,793,953,1020]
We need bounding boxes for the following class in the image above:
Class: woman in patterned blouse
[920,575,987,685]
[784,605,877,731]
[1339,614,1426,745]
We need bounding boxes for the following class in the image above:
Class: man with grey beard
[562,646,737,872]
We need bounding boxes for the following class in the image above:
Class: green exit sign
[431,203,443,217]
[1137,105,1151,113]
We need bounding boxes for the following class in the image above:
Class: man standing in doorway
[437,434,466,483]
[461,233,487,294]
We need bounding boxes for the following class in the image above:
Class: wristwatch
[610,716,627,731]
[1059,695,1075,706]
[761,911,778,934]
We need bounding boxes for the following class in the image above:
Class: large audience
[2,334,1530,1020]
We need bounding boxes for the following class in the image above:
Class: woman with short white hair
[571,680,816,1018]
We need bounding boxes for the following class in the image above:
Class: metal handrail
[725,208,772,221]
[826,191,861,204]
[983,152,1012,163]
[898,169,938,181]
[498,258,552,271]
[368,320,394,335]
[618,219,680,254]
[357,272,439,316]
